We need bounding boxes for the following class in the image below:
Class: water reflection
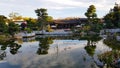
[85,46,96,57]
[97,38,120,68]
[22,37,36,42]
[84,35,107,68]
[0,51,6,60]
[9,43,21,55]
[0,35,114,68]
[0,40,21,55]
[84,35,101,57]
[36,37,53,55]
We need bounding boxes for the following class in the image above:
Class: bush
[24,28,32,33]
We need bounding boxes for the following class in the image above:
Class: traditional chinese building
[13,19,27,25]
[50,18,87,29]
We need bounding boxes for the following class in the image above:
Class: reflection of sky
[95,40,112,54]
[0,40,111,68]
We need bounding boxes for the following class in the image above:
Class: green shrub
[24,28,32,33]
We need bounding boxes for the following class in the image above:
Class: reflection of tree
[23,37,35,42]
[98,50,120,68]
[104,38,120,50]
[0,51,6,61]
[36,37,53,55]
[84,46,96,57]
[0,40,14,50]
[84,35,105,67]
[99,38,120,68]
[0,40,21,55]
[9,43,21,55]
[86,35,101,46]
[84,35,101,57]
[1,43,8,50]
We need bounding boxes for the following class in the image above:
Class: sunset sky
[0,0,120,19]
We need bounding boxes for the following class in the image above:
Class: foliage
[85,5,97,20]
[98,50,120,68]
[35,8,52,32]
[45,16,53,23]
[36,37,53,55]
[35,8,48,30]
[103,38,120,50]
[84,45,96,57]
[0,35,11,42]
[84,5,103,33]
[0,39,21,55]
[84,35,101,57]
[104,3,120,28]
[24,28,32,33]
[0,15,8,33]
[23,17,38,30]
[46,25,53,32]
[9,12,22,21]
[9,43,21,55]
[8,22,20,36]
[83,25,91,32]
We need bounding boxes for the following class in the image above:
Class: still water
[0,36,112,68]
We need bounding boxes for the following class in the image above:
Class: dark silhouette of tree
[85,5,97,24]
[8,22,20,37]
[35,8,48,33]
[85,5,97,20]
[0,15,7,34]
[84,35,101,57]
[24,18,37,30]
[9,43,21,55]
[36,37,53,55]
[0,39,21,55]
[0,51,6,61]
[85,5,102,33]
[104,3,120,28]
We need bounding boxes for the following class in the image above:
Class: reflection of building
[22,37,35,42]
[50,18,87,29]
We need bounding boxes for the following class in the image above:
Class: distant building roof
[53,18,87,24]
[13,20,27,25]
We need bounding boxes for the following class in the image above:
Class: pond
[0,36,114,68]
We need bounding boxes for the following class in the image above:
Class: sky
[0,0,120,19]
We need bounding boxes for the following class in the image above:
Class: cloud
[43,0,118,9]
[1,0,120,10]
[36,0,120,13]
[46,0,83,7]
[0,0,120,18]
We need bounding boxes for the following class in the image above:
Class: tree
[104,12,114,28]
[0,15,7,34]
[104,3,120,28]
[113,3,120,27]
[85,5,97,24]
[35,8,48,33]
[45,16,53,23]
[85,5,102,32]
[8,22,20,36]
[9,12,22,21]
[23,17,37,30]
[36,37,53,55]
